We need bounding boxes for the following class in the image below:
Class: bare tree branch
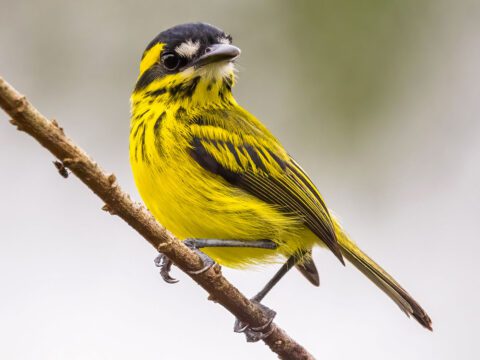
[0,75,315,360]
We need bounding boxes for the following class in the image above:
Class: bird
[129,22,432,339]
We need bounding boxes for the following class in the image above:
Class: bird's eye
[162,53,181,71]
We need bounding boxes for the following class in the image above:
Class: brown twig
[0,75,315,360]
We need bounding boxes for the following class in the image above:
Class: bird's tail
[331,216,433,330]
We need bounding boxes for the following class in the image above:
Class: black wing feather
[189,135,344,264]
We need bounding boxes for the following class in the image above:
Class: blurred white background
[1,1,479,359]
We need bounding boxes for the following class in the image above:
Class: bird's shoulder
[186,106,289,176]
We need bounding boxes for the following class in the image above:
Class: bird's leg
[155,239,278,283]
[252,255,297,303]
[234,255,300,342]
[184,239,278,249]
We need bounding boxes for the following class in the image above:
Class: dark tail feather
[332,216,433,330]
[296,255,320,286]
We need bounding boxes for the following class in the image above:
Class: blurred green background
[1,1,479,359]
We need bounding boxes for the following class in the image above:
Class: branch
[0,75,315,360]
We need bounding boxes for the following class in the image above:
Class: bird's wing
[188,112,344,264]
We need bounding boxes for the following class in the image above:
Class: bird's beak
[193,44,241,68]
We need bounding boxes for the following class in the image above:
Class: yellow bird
[129,22,432,339]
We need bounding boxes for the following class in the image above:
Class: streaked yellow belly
[130,146,318,268]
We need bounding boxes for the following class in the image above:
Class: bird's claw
[154,254,179,284]
[234,301,276,342]
[188,251,216,275]
[154,240,216,283]
[183,239,217,275]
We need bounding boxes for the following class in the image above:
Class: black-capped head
[135,23,240,91]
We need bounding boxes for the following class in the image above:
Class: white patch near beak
[175,40,201,59]
[180,60,235,83]
[217,37,231,45]
[197,61,236,82]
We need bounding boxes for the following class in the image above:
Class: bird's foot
[183,239,216,275]
[234,301,276,342]
[154,239,217,283]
